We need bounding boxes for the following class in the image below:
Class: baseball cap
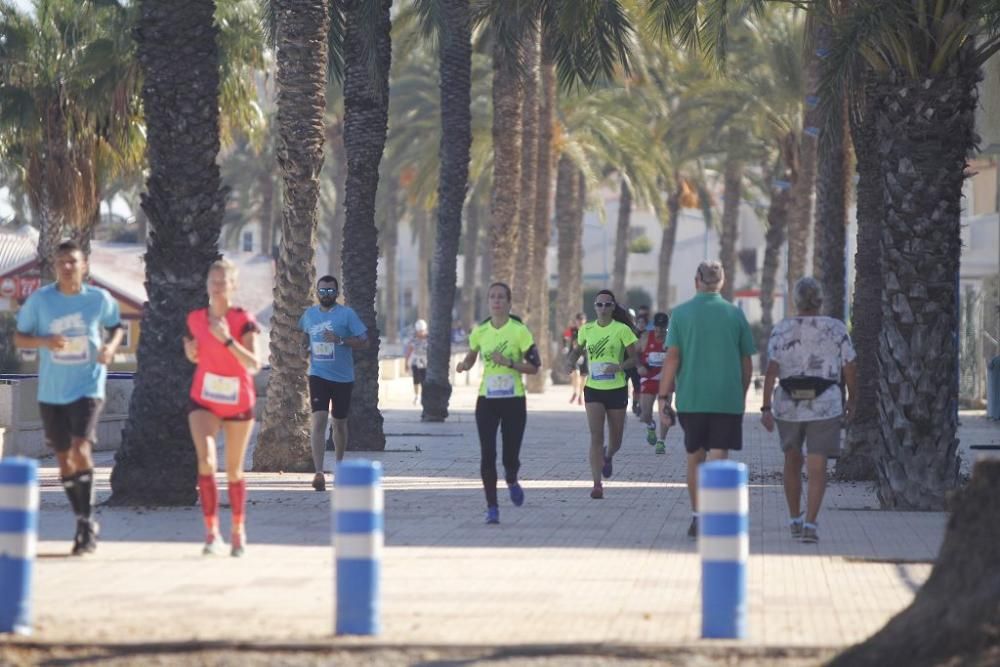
[415,319,428,332]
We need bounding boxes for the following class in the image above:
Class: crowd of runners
[15,243,856,554]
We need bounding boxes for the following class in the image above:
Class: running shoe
[485,506,500,524]
[801,524,819,544]
[602,450,613,479]
[312,472,326,492]
[687,516,698,539]
[645,424,657,445]
[231,531,246,557]
[590,484,604,499]
[790,514,805,538]
[202,533,226,556]
[655,441,666,455]
[71,518,99,556]
[508,482,525,507]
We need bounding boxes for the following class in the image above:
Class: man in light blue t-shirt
[298,275,367,491]
[15,241,124,555]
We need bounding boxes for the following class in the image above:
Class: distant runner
[636,312,671,454]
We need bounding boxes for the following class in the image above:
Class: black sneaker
[71,519,99,556]
[312,472,326,492]
[687,516,698,539]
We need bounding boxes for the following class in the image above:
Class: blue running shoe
[508,482,525,507]
[602,452,613,479]
[485,506,500,524]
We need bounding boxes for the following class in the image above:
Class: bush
[0,312,21,374]
[628,235,653,254]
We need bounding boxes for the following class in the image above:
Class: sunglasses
[594,302,614,308]
[318,288,337,295]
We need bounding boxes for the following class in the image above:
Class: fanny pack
[779,376,839,401]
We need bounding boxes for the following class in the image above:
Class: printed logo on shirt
[49,312,89,365]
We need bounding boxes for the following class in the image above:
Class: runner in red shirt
[636,312,671,454]
[183,259,261,557]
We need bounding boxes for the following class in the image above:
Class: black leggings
[475,396,527,507]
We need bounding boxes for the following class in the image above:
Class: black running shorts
[583,386,628,410]
[677,412,743,453]
[309,375,353,419]
[39,398,104,452]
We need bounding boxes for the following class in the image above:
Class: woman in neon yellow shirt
[569,289,639,499]
[456,282,541,524]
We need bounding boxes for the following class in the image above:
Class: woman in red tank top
[183,259,261,557]
[636,312,671,453]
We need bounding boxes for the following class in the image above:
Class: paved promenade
[3,377,998,662]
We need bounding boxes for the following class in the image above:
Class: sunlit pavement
[9,375,997,650]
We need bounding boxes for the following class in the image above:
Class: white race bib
[312,341,336,361]
[485,374,516,398]
[590,362,616,381]
[646,352,666,367]
[201,372,240,405]
[52,335,89,365]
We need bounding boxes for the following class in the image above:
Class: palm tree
[341,0,392,450]
[252,0,331,472]
[413,0,472,422]
[0,0,140,278]
[513,16,541,308]
[824,3,1000,660]
[110,0,228,504]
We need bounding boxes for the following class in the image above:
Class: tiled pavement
[9,378,999,649]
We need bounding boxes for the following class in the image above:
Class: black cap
[653,312,669,328]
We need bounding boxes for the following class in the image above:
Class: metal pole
[334,460,383,635]
[699,460,749,639]
[0,457,38,635]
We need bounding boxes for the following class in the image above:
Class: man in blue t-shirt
[15,241,124,555]
[298,275,367,491]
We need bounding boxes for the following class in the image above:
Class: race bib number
[646,352,666,367]
[312,341,336,361]
[590,362,616,381]
[52,336,89,365]
[485,374,516,398]
[201,372,240,405]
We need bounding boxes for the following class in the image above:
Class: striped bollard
[0,458,39,635]
[333,460,383,635]
[698,460,748,639]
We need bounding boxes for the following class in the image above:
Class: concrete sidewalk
[5,378,998,652]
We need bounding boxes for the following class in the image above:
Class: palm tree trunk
[342,0,391,452]
[552,153,579,385]
[720,138,743,303]
[461,200,480,330]
[110,0,226,504]
[837,78,880,481]
[382,175,400,344]
[657,176,682,312]
[258,164,275,256]
[787,39,820,310]
[829,461,1000,666]
[760,132,798,360]
[488,40,523,288]
[513,18,539,308]
[525,47,554,394]
[421,0,471,422]
[252,0,330,472]
[416,208,430,319]
[815,81,850,320]
[611,178,631,296]
[326,117,347,277]
[871,63,976,509]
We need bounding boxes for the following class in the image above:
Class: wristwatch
[224,338,235,347]
[760,405,772,412]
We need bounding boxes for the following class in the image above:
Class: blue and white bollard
[698,460,748,639]
[333,460,383,635]
[0,458,39,635]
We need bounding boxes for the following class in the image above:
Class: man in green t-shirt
[658,261,755,538]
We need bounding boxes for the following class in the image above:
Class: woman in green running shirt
[456,282,541,524]
[568,289,639,499]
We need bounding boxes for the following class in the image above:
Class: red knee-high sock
[228,479,246,534]
[197,474,219,539]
